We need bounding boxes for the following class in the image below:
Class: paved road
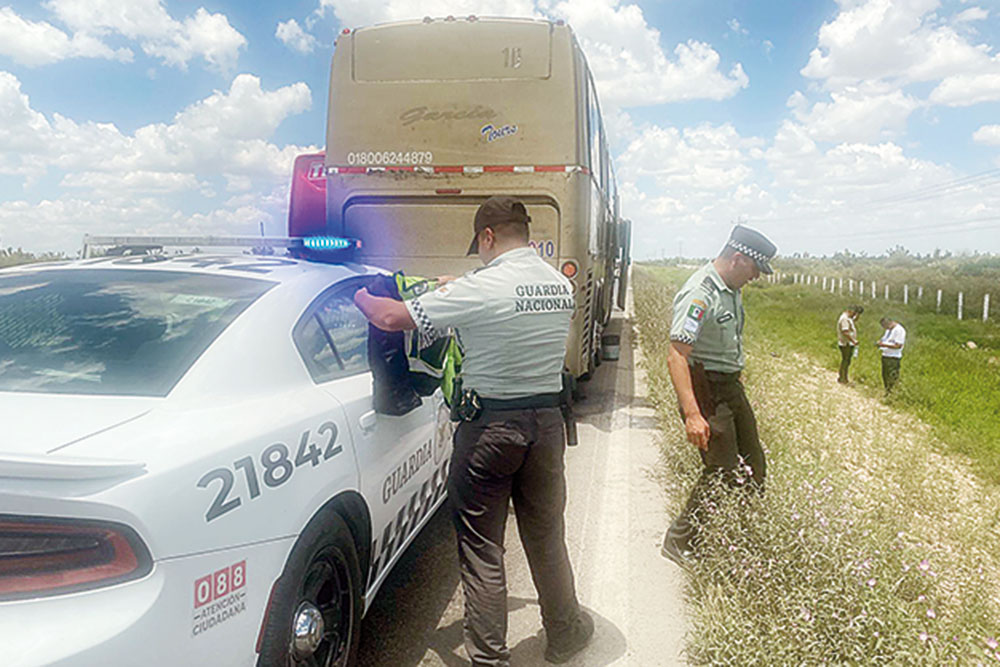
[356,297,688,666]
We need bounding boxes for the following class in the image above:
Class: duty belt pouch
[688,361,716,418]
[455,388,482,422]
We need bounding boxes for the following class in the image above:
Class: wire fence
[767,271,995,323]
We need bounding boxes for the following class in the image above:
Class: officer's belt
[704,369,741,382]
[479,393,563,411]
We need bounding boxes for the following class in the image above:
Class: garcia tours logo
[399,105,497,126]
[481,123,518,142]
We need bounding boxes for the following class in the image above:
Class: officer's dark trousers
[449,407,580,667]
[668,373,765,548]
[881,356,901,392]
[838,344,855,383]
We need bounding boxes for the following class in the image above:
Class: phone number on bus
[346,151,434,166]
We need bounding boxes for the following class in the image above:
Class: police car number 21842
[197,421,341,522]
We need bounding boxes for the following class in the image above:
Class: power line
[861,167,1000,207]
[782,215,1000,242]
[748,167,1000,227]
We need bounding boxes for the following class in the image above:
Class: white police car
[0,237,453,666]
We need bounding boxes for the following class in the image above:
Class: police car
[0,236,453,666]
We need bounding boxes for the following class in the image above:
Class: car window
[0,269,274,397]
[295,288,370,383]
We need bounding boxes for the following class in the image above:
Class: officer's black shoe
[660,531,696,568]
[544,610,594,664]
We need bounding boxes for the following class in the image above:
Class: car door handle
[359,410,377,434]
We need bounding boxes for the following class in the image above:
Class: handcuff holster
[450,378,482,422]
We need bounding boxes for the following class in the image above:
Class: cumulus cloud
[929,71,1000,106]
[609,111,999,258]
[800,0,998,97]
[789,0,1000,144]
[0,71,317,251]
[317,0,748,108]
[953,7,989,24]
[276,19,319,54]
[1,71,312,178]
[43,0,247,71]
[788,85,920,143]
[973,124,1000,146]
[0,7,132,66]
[617,122,761,192]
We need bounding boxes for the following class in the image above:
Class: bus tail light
[561,261,579,279]
[0,516,152,600]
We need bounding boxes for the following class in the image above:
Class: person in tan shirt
[837,305,863,383]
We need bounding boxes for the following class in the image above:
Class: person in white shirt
[876,317,906,392]
[836,305,863,384]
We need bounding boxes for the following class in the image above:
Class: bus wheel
[257,510,362,667]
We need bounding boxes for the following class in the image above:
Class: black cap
[726,224,777,275]
[467,196,532,255]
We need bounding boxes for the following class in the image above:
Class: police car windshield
[0,269,274,397]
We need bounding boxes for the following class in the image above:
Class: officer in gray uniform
[660,224,777,566]
[353,196,593,666]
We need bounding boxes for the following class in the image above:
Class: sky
[1,0,999,259]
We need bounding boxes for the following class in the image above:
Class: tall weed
[634,266,1000,665]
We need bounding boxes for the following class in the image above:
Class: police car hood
[0,393,157,457]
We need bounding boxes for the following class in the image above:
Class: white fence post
[936,289,942,313]
[904,285,909,305]
[958,292,964,320]
[884,284,890,300]
[872,282,876,299]
[859,280,864,298]
[984,294,990,323]
[917,286,923,301]
[822,277,827,290]
[839,277,843,293]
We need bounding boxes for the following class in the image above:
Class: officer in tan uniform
[353,196,592,666]
[660,225,777,566]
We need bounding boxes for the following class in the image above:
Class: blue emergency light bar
[302,236,357,250]
[81,234,362,260]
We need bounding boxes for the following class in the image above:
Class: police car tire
[257,509,362,667]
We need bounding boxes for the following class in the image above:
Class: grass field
[744,276,1000,483]
[634,264,1000,665]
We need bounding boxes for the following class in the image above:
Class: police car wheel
[257,510,362,667]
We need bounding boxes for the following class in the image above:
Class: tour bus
[300,16,627,379]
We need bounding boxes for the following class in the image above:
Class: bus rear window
[353,21,551,82]
[0,269,273,397]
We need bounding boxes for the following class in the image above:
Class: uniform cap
[727,224,776,275]
[467,196,532,255]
